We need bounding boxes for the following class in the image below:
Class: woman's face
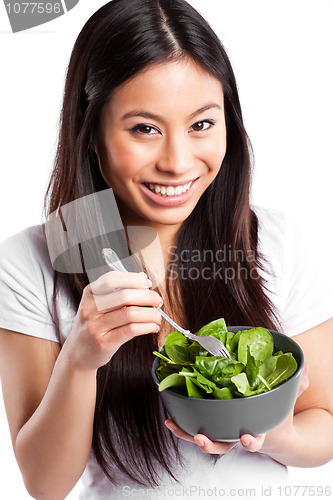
[98,58,227,229]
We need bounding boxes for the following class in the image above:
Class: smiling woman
[0,0,333,499]
[97,59,226,224]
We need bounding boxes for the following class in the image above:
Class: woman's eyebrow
[121,103,222,122]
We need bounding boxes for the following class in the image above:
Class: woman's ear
[91,146,109,187]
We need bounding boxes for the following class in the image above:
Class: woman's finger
[95,306,162,334]
[89,271,152,295]
[193,434,238,454]
[298,361,309,397]
[104,321,160,347]
[92,287,163,312]
[240,433,266,452]
[165,419,238,455]
[165,419,196,443]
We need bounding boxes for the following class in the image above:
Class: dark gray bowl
[152,327,304,441]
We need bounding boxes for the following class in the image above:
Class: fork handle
[156,307,193,337]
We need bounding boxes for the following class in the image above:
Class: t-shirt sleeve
[279,215,333,336]
[0,228,61,343]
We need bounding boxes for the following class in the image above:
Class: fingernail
[196,439,205,447]
[241,437,250,447]
[145,279,153,287]
[165,421,175,432]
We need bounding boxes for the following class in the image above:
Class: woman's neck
[125,221,180,269]
[119,211,180,261]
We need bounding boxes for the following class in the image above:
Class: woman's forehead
[103,58,224,121]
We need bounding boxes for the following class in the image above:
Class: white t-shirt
[0,207,332,499]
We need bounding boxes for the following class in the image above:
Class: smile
[144,181,193,196]
[140,178,199,207]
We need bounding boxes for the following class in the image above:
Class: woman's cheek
[211,130,227,167]
[108,142,157,177]
[195,140,226,174]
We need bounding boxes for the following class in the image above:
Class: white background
[0,0,332,498]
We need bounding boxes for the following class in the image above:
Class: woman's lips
[140,178,199,207]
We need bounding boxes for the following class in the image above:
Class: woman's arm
[0,330,97,500]
[165,317,333,467]
[0,270,162,500]
[254,316,333,466]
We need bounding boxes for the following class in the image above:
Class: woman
[0,0,333,498]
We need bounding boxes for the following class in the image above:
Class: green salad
[153,318,298,399]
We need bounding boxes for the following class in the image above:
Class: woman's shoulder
[252,205,293,241]
[252,205,333,335]
[251,204,302,259]
[251,206,299,325]
[0,224,48,250]
[0,224,52,278]
[0,225,75,344]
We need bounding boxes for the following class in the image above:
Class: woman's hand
[165,362,309,456]
[164,419,239,454]
[62,270,163,372]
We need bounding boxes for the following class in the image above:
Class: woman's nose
[156,136,194,175]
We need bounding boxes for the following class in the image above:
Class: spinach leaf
[192,367,218,392]
[194,356,244,385]
[238,327,274,365]
[188,342,209,362]
[161,330,192,364]
[245,347,260,389]
[197,318,228,344]
[230,372,254,397]
[213,387,233,399]
[229,330,241,353]
[259,354,278,379]
[159,373,187,394]
[163,330,189,347]
[153,351,175,364]
[186,377,205,398]
[194,356,222,378]
[164,343,192,364]
[226,331,235,352]
[265,353,298,389]
[156,362,185,381]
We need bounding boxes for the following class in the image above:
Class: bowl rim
[152,326,304,402]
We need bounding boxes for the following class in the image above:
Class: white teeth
[146,181,193,196]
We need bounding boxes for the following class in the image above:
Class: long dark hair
[44,0,281,487]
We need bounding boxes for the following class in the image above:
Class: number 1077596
[277,485,332,496]
[5,3,62,15]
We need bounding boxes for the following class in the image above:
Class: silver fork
[102,248,231,358]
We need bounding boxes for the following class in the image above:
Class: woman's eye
[132,124,159,135]
[190,120,214,132]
